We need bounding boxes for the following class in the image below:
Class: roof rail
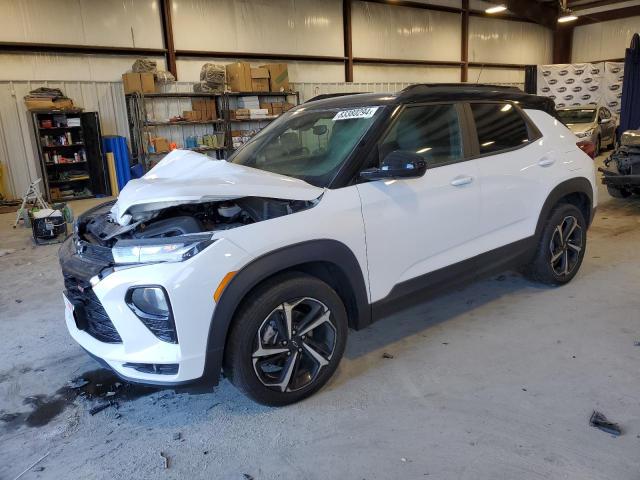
[305,92,371,103]
[400,83,521,93]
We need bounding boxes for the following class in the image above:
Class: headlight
[112,234,215,265]
[576,128,594,138]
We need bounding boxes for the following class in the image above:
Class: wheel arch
[201,240,370,385]
[535,177,594,239]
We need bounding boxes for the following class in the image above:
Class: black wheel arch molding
[202,239,370,385]
[535,177,595,237]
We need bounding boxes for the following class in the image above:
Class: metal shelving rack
[31,109,109,202]
[125,90,300,171]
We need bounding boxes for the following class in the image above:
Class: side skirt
[370,236,535,322]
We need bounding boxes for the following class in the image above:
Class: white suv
[60,85,597,405]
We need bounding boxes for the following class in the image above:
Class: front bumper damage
[59,216,251,387]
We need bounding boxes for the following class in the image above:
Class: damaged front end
[72,195,318,268]
[599,130,640,197]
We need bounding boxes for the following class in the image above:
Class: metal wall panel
[468,16,553,65]
[0,53,166,81]
[572,16,640,63]
[352,1,461,61]
[171,0,344,56]
[354,64,461,83]
[468,67,525,84]
[0,0,164,48]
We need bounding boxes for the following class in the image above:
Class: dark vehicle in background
[600,130,640,198]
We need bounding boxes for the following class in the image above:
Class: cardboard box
[260,63,289,92]
[283,102,295,112]
[25,98,74,111]
[251,78,269,92]
[226,62,252,92]
[235,108,250,119]
[153,137,170,153]
[205,99,217,119]
[192,98,206,111]
[271,104,284,115]
[259,102,273,114]
[183,110,198,121]
[122,72,155,94]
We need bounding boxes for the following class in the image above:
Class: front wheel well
[232,262,362,331]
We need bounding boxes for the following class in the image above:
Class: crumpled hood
[111,150,323,225]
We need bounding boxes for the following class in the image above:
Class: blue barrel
[102,136,132,190]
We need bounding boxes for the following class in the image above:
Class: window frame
[359,101,474,176]
[462,101,542,159]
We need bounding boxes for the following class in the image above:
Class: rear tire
[224,272,348,406]
[607,185,632,198]
[524,203,586,285]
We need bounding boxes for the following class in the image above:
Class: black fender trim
[202,239,370,385]
[535,177,595,235]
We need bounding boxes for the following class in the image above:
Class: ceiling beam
[570,0,632,10]
[575,5,640,25]
[0,42,166,56]
[503,0,558,29]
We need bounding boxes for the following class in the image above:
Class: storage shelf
[148,146,225,155]
[52,194,94,202]
[231,117,278,122]
[42,143,84,148]
[39,126,82,131]
[144,120,223,126]
[45,161,87,167]
[227,91,295,96]
[128,92,223,98]
[48,177,91,184]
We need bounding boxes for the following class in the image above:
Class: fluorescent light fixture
[558,13,578,23]
[481,141,495,147]
[500,104,513,112]
[485,5,507,14]
[416,147,432,154]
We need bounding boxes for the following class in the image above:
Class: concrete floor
[1,156,639,479]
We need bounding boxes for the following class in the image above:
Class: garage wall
[572,15,640,63]
[0,0,554,198]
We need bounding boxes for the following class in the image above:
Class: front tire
[524,203,587,285]
[224,272,348,406]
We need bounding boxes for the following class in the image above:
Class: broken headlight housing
[112,234,215,265]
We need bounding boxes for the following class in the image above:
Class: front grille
[64,274,122,343]
[78,240,114,264]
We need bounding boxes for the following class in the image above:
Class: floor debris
[89,401,116,416]
[0,248,16,257]
[243,474,254,480]
[589,410,622,436]
[12,451,49,480]
[382,352,394,359]
[160,452,169,469]
[173,432,182,441]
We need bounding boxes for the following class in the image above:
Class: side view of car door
[355,102,484,303]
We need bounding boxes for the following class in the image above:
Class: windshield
[557,108,597,124]
[229,106,383,187]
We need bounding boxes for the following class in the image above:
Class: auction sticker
[333,107,379,121]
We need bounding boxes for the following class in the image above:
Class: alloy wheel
[252,297,336,393]
[549,215,583,277]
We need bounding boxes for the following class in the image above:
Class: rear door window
[469,103,531,155]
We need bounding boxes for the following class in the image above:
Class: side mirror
[360,150,427,181]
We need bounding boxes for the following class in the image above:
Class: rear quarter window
[470,103,532,155]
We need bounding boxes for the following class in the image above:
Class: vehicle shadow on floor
[332,271,547,389]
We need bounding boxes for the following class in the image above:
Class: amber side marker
[214,271,237,302]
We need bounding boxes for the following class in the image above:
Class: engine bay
[79,197,317,248]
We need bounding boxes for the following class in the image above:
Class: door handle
[538,157,555,167]
[450,175,473,187]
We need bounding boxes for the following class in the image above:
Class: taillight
[577,140,595,159]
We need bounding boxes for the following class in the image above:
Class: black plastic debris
[382,352,394,359]
[589,410,622,436]
[160,452,169,469]
[89,401,116,416]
